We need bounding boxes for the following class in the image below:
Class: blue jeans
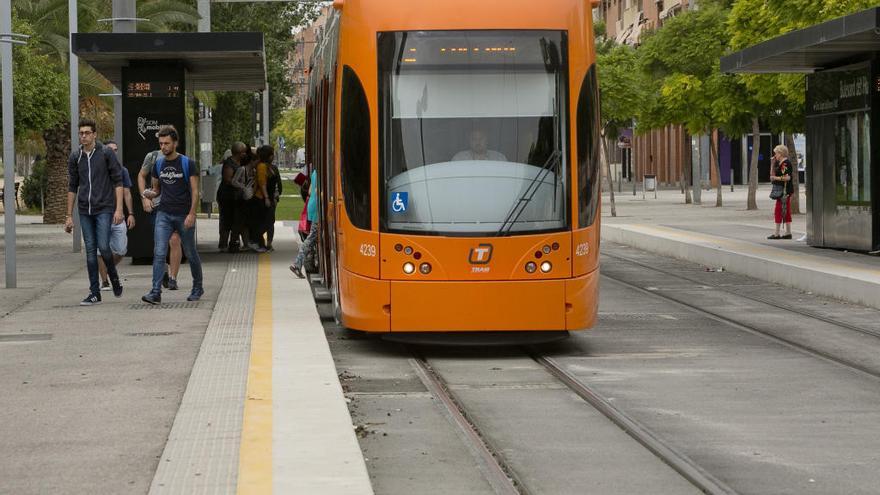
[80,212,119,295]
[151,211,203,294]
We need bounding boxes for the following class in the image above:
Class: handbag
[233,166,255,200]
[770,183,784,200]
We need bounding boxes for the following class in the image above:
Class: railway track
[602,250,880,341]
[408,344,738,495]
[600,270,880,383]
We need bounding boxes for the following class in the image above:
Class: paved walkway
[0,215,371,495]
[601,184,880,310]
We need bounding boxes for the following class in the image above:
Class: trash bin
[200,165,219,215]
[644,174,657,192]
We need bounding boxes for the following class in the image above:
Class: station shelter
[72,32,266,260]
[722,7,880,252]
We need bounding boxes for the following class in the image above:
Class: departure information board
[125,81,182,98]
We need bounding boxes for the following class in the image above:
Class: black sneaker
[141,292,161,305]
[168,278,179,291]
[100,281,111,292]
[162,271,170,289]
[80,293,102,306]
[111,279,123,298]
[187,288,204,302]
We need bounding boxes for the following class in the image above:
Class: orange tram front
[304,0,601,333]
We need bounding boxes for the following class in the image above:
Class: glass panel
[835,112,871,206]
[378,30,568,236]
[341,66,371,230]
[577,65,601,228]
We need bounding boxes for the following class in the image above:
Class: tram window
[378,30,569,236]
[834,112,871,206]
[341,66,372,230]
[576,65,601,228]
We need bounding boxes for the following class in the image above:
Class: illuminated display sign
[124,81,182,98]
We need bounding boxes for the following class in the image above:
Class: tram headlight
[525,261,537,273]
[403,262,416,274]
[419,263,432,275]
[540,261,553,273]
[542,245,552,254]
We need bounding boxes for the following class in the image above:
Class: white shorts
[101,222,128,257]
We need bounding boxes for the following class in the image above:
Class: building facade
[289,6,332,109]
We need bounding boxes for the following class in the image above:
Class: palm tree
[12,0,199,223]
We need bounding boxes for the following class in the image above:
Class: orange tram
[304,0,601,333]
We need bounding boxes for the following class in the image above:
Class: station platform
[0,216,372,495]
[602,184,880,310]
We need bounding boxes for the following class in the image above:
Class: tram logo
[468,244,493,264]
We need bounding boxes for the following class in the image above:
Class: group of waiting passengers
[216,142,284,254]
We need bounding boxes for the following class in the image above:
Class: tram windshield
[379,30,569,236]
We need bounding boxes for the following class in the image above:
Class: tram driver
[452,128,507,162]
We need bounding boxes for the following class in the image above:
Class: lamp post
[1,0,29,288]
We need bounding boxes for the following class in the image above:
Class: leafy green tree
[272,108,305,150]
[597,44,643,216]
[728,0,877,213]
[209,3,314,161]
[638,4,750,207]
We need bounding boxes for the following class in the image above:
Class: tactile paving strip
[149,254,257,495]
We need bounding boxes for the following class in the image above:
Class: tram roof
[720,7,880,74]
[72,32,266,91]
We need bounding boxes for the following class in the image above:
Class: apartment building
[597,0,690,45]
[289,6,332,109]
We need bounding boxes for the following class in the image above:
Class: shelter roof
[721,7,880,74]
[72,32,266,91]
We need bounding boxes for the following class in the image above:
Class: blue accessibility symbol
[391,192,408,214]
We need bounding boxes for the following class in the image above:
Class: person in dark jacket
[63,119,125,305]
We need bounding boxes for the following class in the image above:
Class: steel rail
[409,355,523,495]
[529,352,739,495]
[602,250,880,341]
[601,273,880,383]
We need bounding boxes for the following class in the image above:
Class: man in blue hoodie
[63,119,125,305]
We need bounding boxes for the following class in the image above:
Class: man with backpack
[139,148,183,289]
[63,119,125,305]
[141,125,204,304]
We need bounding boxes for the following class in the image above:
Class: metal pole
[198,0,211,32]
[1,0,18,287]
[69,0,81,253]
[262,87,270,145]
[112,0,136,158]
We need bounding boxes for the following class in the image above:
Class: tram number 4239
[359,243,377,257]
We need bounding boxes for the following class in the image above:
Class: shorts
[107,221,128,256]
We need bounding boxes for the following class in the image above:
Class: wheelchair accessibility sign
[391,192,409,214]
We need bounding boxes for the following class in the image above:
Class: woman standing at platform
[768,145,794,240]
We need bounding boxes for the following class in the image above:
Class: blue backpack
[154,154,191,181]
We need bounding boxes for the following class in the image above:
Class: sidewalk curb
[602,224,880,311]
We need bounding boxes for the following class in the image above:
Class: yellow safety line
[238,254,273,494]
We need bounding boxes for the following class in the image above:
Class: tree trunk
[601,132,617,217]
[784,133,802,215]
[682,129,692,204]
[710,130,722,207]
[747,117,759,210]
[43,122,70,224]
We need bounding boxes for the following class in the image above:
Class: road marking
[238,254,273,494]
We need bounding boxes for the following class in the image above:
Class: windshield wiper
[496,150,561,237]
